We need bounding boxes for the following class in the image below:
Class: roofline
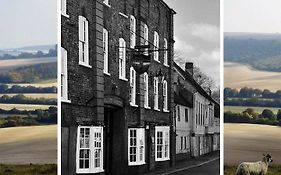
[159,0,177,15]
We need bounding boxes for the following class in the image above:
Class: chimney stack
[185,62,194,76]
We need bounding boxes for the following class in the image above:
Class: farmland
[6,79,57,88]
[224,106,280,114]
[0,103,51,110]
[0,93,57,99]
[224,62,281,91]
[224,123,281,165]
[0,125,57,164]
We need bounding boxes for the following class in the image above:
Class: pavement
[144,151,220,175]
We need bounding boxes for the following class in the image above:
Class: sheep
[235,154,273,175]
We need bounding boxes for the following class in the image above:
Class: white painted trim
[119,12,128,18]
[79,61,92,68]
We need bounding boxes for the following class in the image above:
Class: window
[185,108,188,122]
[144,73,149,108]
[164,38,168,66]
[163,80,168,111]
[128,128,145,165]
[140,22,149,55]
[155,126,170,161]
[103,29,109,74]
[79,16,90,67]
[76,126,103,174]
[153,77,159,110]
[184,137,187,150]
[177,106,180,121]
[130,15,136,49]
[61,47,69,102]
[119,38,126,80]
[61,0,68,17]
[129,67,136,106]
[153,31,159,61]
[180,137,183,150]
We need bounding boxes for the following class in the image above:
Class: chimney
[185,62,194,76]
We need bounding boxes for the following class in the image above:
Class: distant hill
[224,33,281,72]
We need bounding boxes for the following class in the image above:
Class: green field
[7,79,57,88]
[0,125,57,164]
[0,103,52,110]
[0,164,57,175]
[0,93,57,99]
[224,165,281,175]
[224,106,280,114]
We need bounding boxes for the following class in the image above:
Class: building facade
[173,62,220,161]
[61,0,176,174]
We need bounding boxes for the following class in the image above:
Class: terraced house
[61,0,176,174]
[173,62,220,161]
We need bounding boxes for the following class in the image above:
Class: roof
[173,61,220,117]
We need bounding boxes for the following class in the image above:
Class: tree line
[0,94,57,105]
[224,108,281,126]
[0,47,57,60]
[0,106,57,128]
[224,98,281,108]
[0,62,57,83]
[0,84,57,93]
[224,87,281,99]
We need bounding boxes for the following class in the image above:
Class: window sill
[119,77,128,81]
[79,62,92,68]
[128,162,146,166]
[154,59,161,63]
[119,12,128,18]
[103,2,111,8]
[130,103,138,107]
[163,109,170,113]
[154,108,160,111]
[61,13,69,18]
[61,99,71,103]
[104,72,111,76]
[155,158,170,162]
[164,63,169,67]
[144,106,151,109]
[76,169,104,174]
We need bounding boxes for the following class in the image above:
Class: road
[169,159,220,175]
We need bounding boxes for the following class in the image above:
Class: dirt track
[224,123,281,165]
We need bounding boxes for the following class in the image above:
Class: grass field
[0,57,56,73]
[224,123,281,165]
[224,106,280,114]
[0,164,57,175]
[224,62,281,91]
[6,79,57,88]
[0,103,52,110]
[0,125,57,164]
[0,93,57,99]
[224,165,281,175]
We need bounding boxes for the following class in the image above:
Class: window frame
[155,126,170,161]
[78,16,91,68]
[76,126,104,174]
[129,67,137,106]
[61,47,70,102]
[153,31,159,62]
[153,77,159,110]
[103,28,109,74]
[143,73,149,108]
[163,38,168,66]
[61,0,69,17]
[119,38,127,80]
[130,15,136,49]
[128,128,146,166]
[163,80,168,111]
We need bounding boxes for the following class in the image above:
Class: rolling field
[6,79,57,88]
[224,106,280,114]
[0,57,57,73]
[224,123,281,165]
[0,103,52,110]
[0,93,57,99]
[224,62,281,91]
[0,125,57,164]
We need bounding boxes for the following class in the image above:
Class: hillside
[224,33,281,72]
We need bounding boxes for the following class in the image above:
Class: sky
[0,0,57,49]
[224,0,281,33]
[165,0,220,87]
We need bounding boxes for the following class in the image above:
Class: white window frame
[103,0,110,7]
[163,38,168,66]
[61,0,69,17]
[130,67,137,106]
[76,126,104,174]
[103,28,109,74]
[143,73,150,108]
[128,128,145,166]
[163,80,168,112]
[155,126,170,161]
[153,77,159,110]
[79,16,91,68]
[144,24,149,55]
[119,38,127,80]
[130,15,136,49]
[153,31,159,62]
[61,47,70,103]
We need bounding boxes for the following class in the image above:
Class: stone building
[61,0,176,174]
[173,62,220,161]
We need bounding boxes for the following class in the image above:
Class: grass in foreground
[0,164,57,175]
[224,165,281,175]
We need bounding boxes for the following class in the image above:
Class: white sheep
[235,154,273,175]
